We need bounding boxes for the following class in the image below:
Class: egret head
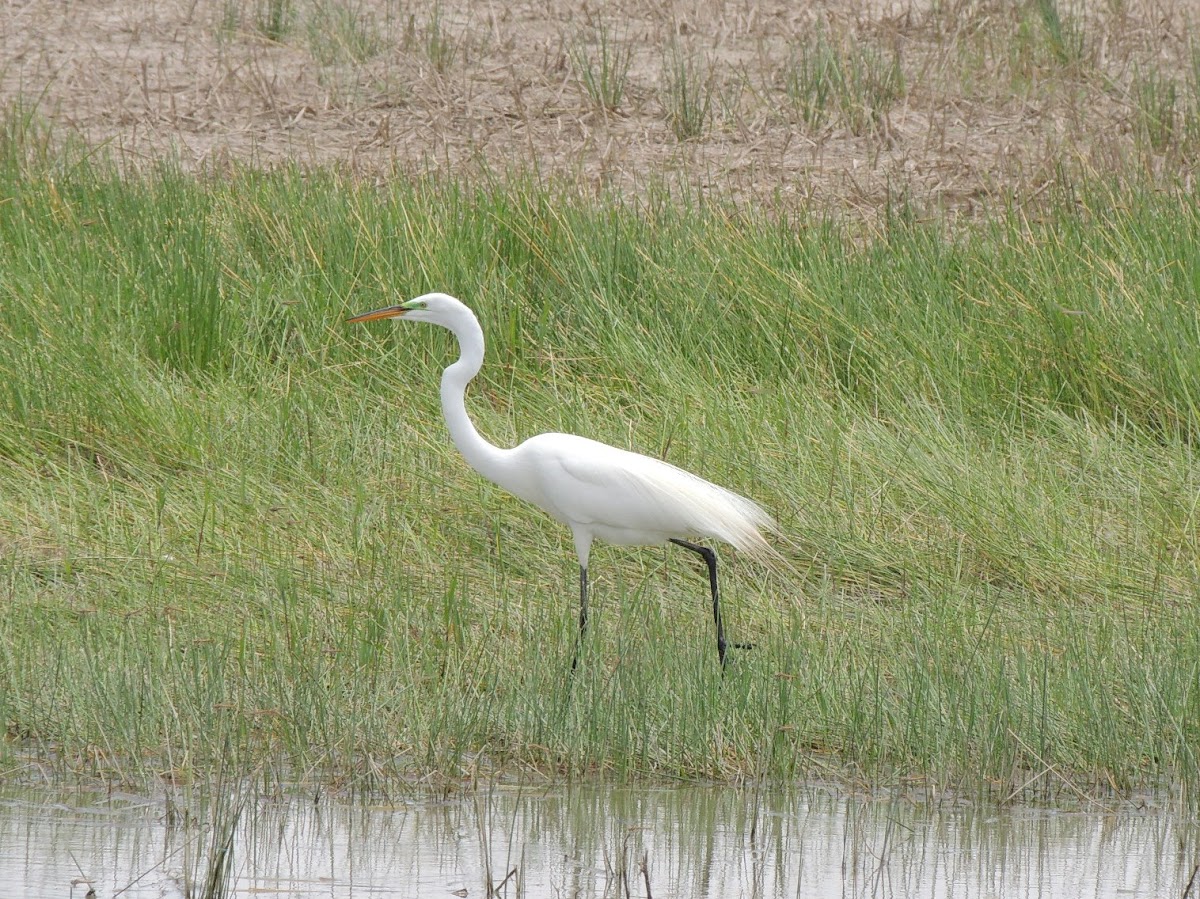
[347,292,472,329]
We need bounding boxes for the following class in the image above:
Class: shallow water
[1,782,1195,898]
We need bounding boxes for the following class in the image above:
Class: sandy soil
[2,0,1198,219]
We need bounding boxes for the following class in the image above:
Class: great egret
[348,293,776,668]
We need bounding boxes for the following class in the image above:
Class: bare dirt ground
[2,0,1198,220]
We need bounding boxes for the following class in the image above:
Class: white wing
[512,433,776,558]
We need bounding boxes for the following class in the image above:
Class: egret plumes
[348,292,776,668]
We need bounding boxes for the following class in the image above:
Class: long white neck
[438,310,512,486]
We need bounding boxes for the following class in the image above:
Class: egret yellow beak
[346,305,408,323]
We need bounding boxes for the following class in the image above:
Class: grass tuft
[663,46,713,140]
[1133,66,1178,154]
[407,6,459,74]
[1035,0,1087,67]
[307,1,385,66]
[782,30,905,135]
[573,25,634,114]
[257,0,293,42]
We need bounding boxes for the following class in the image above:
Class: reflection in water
[0,782,1195,898]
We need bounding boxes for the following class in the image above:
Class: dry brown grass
[2,0,1199,220]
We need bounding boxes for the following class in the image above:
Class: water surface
[1,782,1194,898]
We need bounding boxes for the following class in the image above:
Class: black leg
[670,539,752,669]
[571,564,588,671]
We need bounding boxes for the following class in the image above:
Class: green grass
[1133,65,1180,154]
[573,24,633,114]
[1130,52,1200,161]
[783,30,905,134]
[307,1,385,67]
[406,6,459,75]
[256,0,294,43]
[663,46,713,140]
[1,119,1199,803]
[1033,0,1087,68]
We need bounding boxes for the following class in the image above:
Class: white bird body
[496,432,774,564]
[348,292,775,667]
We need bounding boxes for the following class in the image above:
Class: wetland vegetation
[2,118,1199,803]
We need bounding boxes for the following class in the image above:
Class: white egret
[348,293,776,668]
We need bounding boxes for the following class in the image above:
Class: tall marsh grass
[0,120,1198,802]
